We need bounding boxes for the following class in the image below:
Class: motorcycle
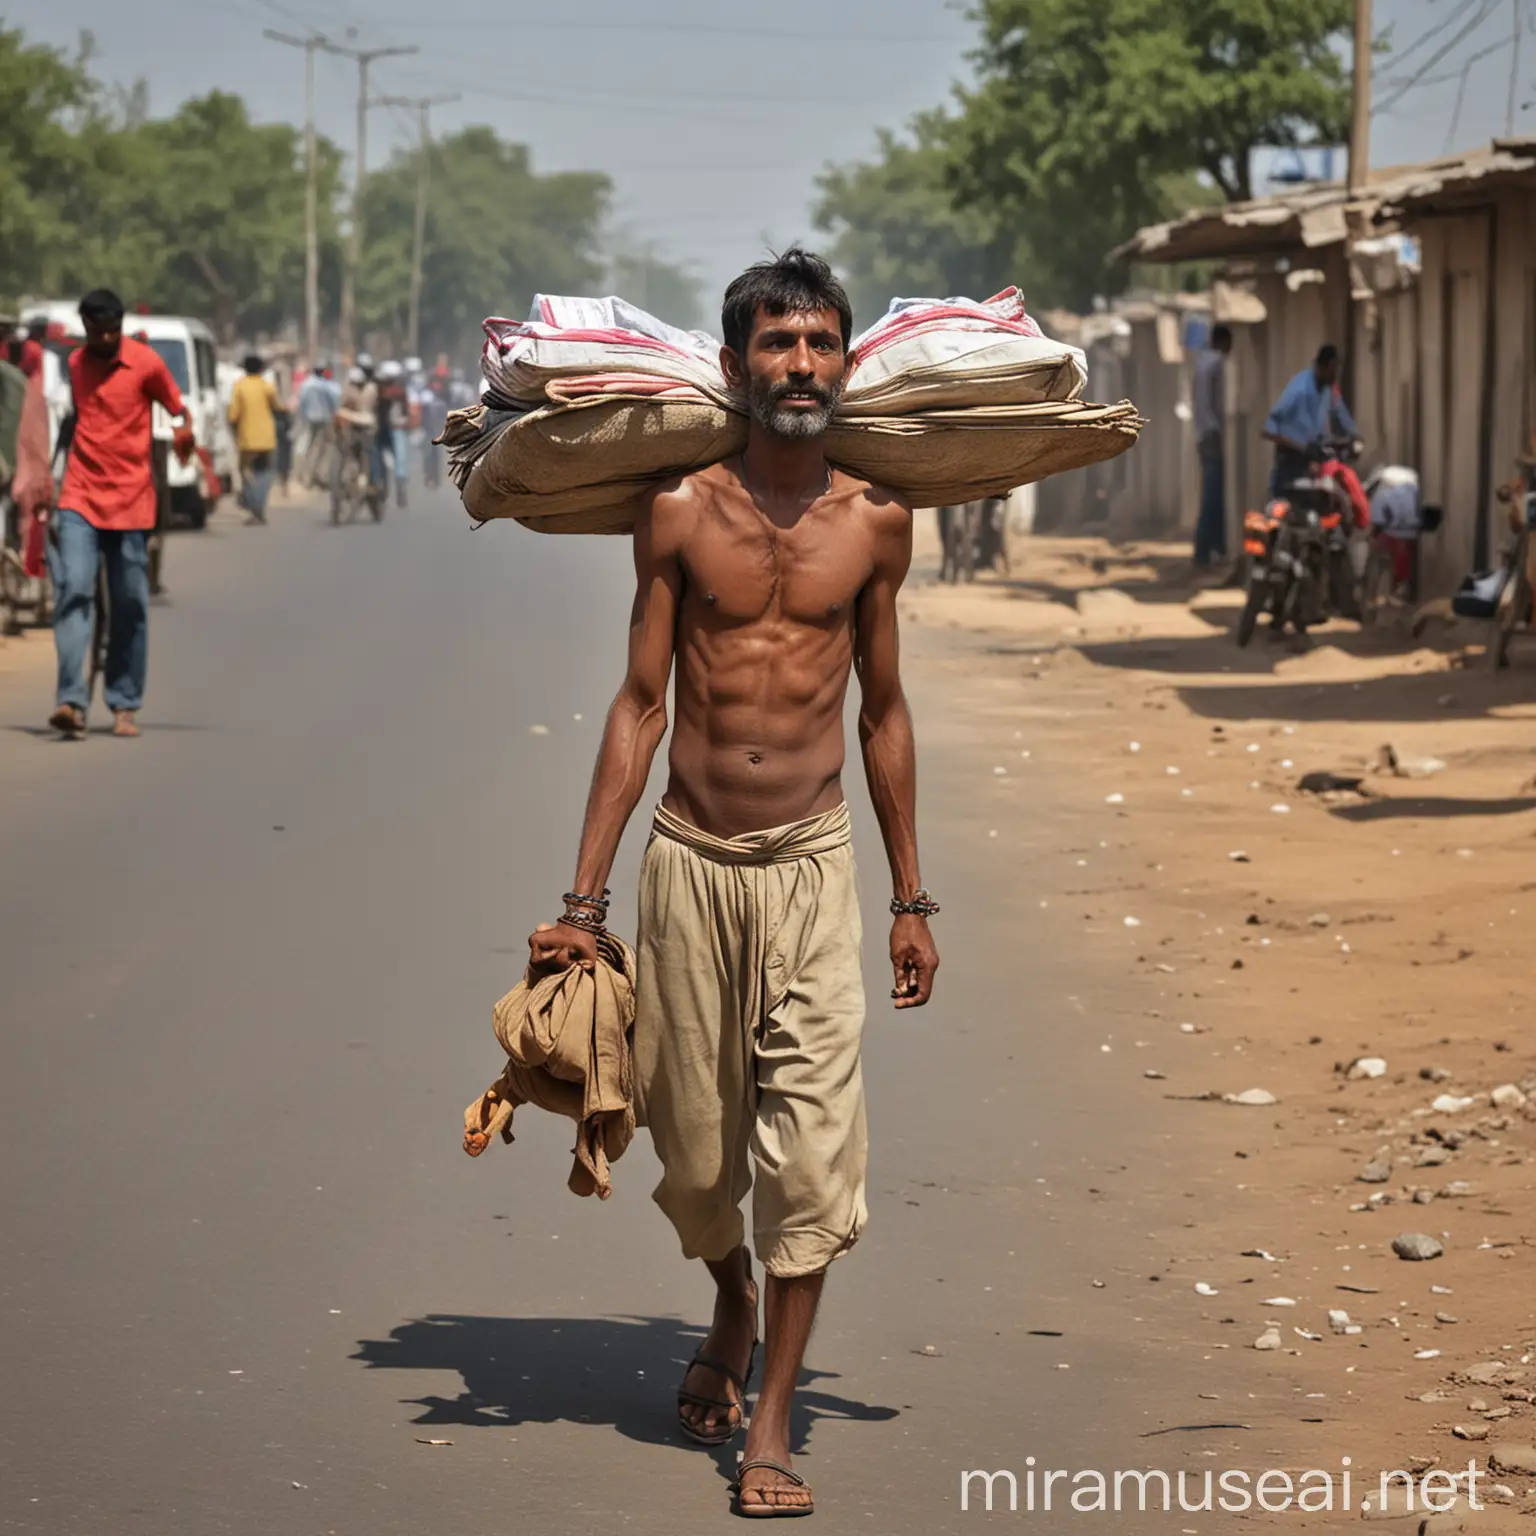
[1236,440,1366,647]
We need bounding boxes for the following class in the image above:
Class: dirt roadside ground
[905,516,1536,1531]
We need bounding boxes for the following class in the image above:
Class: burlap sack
[474,393,747,496]
[464,464,654,533]
[825,400,1143,505]
[460,394,1142,534]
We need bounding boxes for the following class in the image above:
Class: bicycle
[330,423,384,525]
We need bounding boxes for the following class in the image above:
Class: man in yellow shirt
[228,354,279,525]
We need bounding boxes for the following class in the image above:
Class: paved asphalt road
[0,487,1201,1535]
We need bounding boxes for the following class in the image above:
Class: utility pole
[1349,0,1373,196]
[317,39,418,360]
[264,29,328,368]
[372,93,458,357]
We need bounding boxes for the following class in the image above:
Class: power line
[385,67,794,127]
[391,51,909,107]
[295,15,962,43]
[1407,35,1511,93]
[1440,39,1511,148]
[1379,0,1484,73]
[384,62,893,121]
[1508,0,1526,133]
[1375,0,1500,111]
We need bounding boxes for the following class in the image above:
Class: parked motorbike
[1236,440,1364,646]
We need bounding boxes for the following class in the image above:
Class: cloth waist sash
[651,801,851,866]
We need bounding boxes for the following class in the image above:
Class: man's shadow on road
[352,1313,898,1470]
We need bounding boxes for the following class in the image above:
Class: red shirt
[61,337,185,531]
[16,338,44,380]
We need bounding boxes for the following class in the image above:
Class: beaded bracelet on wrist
[560,906,607,933]
[890,889,940,918]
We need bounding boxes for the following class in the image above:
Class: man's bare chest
[681,513,873,626]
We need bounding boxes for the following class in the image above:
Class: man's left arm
[854,497,939,1009]
[145,357,196,462]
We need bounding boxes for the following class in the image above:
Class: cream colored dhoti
[633,801,868,1279]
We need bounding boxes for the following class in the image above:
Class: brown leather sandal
[676,1341,757,1446]
[733,1457,814,1518]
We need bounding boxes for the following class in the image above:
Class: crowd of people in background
[272,351,476,510]
[1,291,486,740]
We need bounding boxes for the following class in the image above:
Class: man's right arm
[527,488,687,971]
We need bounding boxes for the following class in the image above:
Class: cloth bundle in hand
[446,289,1139,534]
[462,930,637,1200]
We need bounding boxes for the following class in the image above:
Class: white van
[131,314,233,527]
[21,302,236,527]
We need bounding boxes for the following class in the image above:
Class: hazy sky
[10,0,1535,320]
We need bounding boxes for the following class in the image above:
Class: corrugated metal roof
[1115,141,1536,265]
[1372,138,1536,219]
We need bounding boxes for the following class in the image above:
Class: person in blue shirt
[1263,343,1358,494]
[296,363,340,489]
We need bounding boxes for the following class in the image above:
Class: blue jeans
[239,451,273,519]
[1194,434,1227,565]
[48,508,150,713]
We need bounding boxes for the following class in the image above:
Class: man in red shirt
[48,290,195,740]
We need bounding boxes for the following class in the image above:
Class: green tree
[0,26,102,303]
[119,92,342,342]
[813,112,1020,332]
[358,126,610,360]
[948,0,1352,308]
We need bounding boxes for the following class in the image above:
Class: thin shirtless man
[529,248,939,1517]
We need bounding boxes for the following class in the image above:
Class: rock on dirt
[1223,1088,1279,1106]
[1486,1444,1536,1477]
[1393,1233,1445,1261]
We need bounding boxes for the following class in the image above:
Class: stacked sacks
[447,295,747,535]
[827,289,1140,504]
[445,290,1141,534]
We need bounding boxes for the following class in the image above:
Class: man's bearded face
[748,371,843,440]
[738,305,848,441]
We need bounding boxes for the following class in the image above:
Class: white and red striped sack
[480,295,733,407]
[841,289,1086,416]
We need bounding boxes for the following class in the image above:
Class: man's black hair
[721,247,853,357]
[79,289,125,327]
[1211,323,1233,348]
[1315,343,1339,367]
[243,353,265,374]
